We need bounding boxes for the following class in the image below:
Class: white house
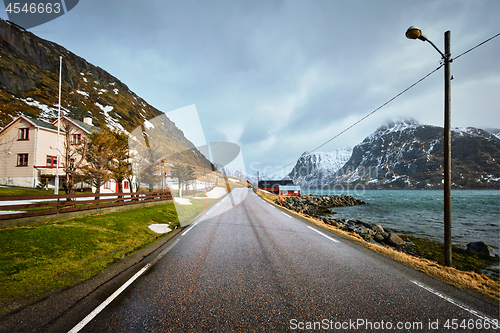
[0,114,131,193]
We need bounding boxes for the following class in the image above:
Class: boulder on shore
[387,233,406,247]
[466,241,498,258]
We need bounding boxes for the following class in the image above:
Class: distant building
[258,180,296,195]
[278,185,301,197]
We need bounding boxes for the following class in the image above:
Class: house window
[123,180,130,189]
[17,154,28,166]
[18,128,29,140]
[46,156,58,167]
[104,181,111,189]
[71,134,82,145]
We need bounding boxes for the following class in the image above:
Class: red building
[278,185,301,197]
[258,180,301,196]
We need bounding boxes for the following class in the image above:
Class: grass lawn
[0,199,215,315]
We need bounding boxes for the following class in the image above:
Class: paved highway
[60,188,498,332]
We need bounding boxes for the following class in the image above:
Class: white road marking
[68,263,151,333]
[68,238,180,333]
[410,280,497,324]
[281,211,293,218]
[182,222,197,236]
[307,226,339,243]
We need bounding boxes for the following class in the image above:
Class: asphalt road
[54,188,499,332]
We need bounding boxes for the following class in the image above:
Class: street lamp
[55,56,62,195]
[406,26,453,267]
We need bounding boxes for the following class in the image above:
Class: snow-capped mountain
[246,172,279,185]
[287,148,352,187]
[335,119,500,189]
[484,128,500,140]
[285,119,499,189]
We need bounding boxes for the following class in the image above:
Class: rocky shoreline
[274,195,499,275]
[275,194,367,216]
[275,195,411,250]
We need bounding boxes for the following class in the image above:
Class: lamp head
[406,26,427,41]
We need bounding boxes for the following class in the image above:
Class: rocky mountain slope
[0,18,210,172]
[286,149,352,187]
[336,119,499,189]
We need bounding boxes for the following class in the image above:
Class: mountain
[286,149,352,187]
[334,119,500,189]
[484,128,500,140]
[0,18,210,172]
[287,119,499,190]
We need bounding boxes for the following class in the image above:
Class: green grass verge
[0,199,214,315]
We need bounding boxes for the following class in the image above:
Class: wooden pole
[443,30,452,267]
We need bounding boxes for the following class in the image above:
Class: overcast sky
[2,0,499,178]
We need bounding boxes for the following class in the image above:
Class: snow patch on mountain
[76,90,89,97]
[20,97,69,121]
[287,148,352,187]
[483,128,500,140]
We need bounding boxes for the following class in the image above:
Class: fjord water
[302,189,500,253]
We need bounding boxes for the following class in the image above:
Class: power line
[453,32,500,60]
[311,66,443,153]
[279,64,443,171]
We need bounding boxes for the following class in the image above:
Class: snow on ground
[206,186,227,198]
[148,224,172,234]
[76,90,89,97]
[0,211,24,215]
[174,197,192,205]
[191,186,227,200]
[95,102,114,114]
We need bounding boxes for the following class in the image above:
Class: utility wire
[453,32,500,60]
[279,64,444,171]
[274,32,500,175]
[310,66,443,153]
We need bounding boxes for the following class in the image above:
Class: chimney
[83,117,93,126]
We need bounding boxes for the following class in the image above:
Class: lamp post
[55,56,62,195]
[406,26,452,267]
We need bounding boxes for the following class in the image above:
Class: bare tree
[0,130,17,161]
[61,122,87,197]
